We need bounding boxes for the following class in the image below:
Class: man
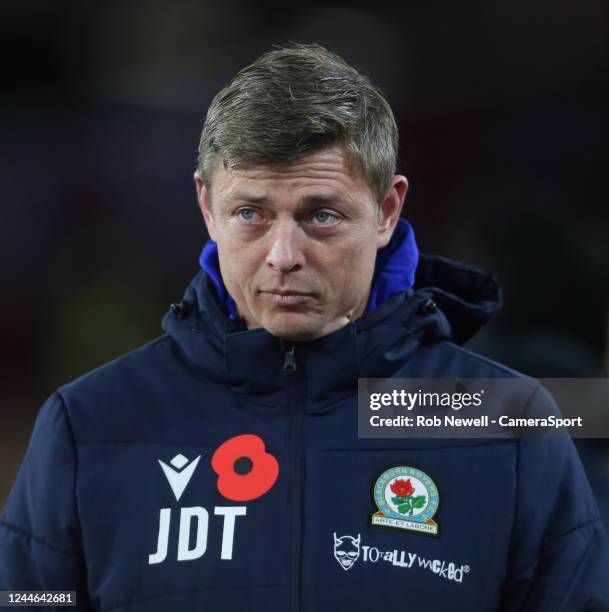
[1,44,608,611]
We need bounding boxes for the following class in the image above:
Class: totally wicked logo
[332,533,470,584]
[333,533,361,570]
[148,434,279,565]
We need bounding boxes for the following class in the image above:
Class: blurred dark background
[2,1,608,524]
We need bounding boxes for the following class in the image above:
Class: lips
[260,290,313,307]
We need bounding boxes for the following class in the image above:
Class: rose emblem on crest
[389,478,427,516]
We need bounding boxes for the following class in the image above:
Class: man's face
[196,145,407,341]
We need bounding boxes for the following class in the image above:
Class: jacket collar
[163,248,501,409]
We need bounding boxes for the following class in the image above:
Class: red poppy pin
[211,434,279,502]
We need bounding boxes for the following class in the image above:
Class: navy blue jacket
[1,254,608,611]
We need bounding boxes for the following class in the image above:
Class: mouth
[260,290,314,307]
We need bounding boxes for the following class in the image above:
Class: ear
[194,172,217,242]
[376,175,408,249]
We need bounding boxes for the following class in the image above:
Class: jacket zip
[283,342,303,612]
[283,344,297,372]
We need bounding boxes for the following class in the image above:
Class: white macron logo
[149,452,247,565]
[159,453,201,501]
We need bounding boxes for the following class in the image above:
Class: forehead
[210,146,375,204]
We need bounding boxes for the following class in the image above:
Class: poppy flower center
[233,456,253,475]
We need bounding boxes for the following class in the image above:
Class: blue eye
[313,211,338,225]
[237,208,259,222]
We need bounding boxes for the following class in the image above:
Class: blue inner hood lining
[198,217,419,324]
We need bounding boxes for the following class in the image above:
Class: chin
[268,325,322,343]
[262,314,326,342]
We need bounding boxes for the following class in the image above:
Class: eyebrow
[226,193,343,206]
[227,193,268,204]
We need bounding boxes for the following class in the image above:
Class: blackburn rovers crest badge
[371,466,439,536]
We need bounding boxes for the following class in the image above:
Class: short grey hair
[196,43,398,203]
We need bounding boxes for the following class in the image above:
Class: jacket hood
[162,232,501,403]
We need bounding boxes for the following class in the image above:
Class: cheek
[217,240,264,289]
[217,245,245,283]
[329,243,377,297]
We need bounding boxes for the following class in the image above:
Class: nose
[265,220,305,274]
